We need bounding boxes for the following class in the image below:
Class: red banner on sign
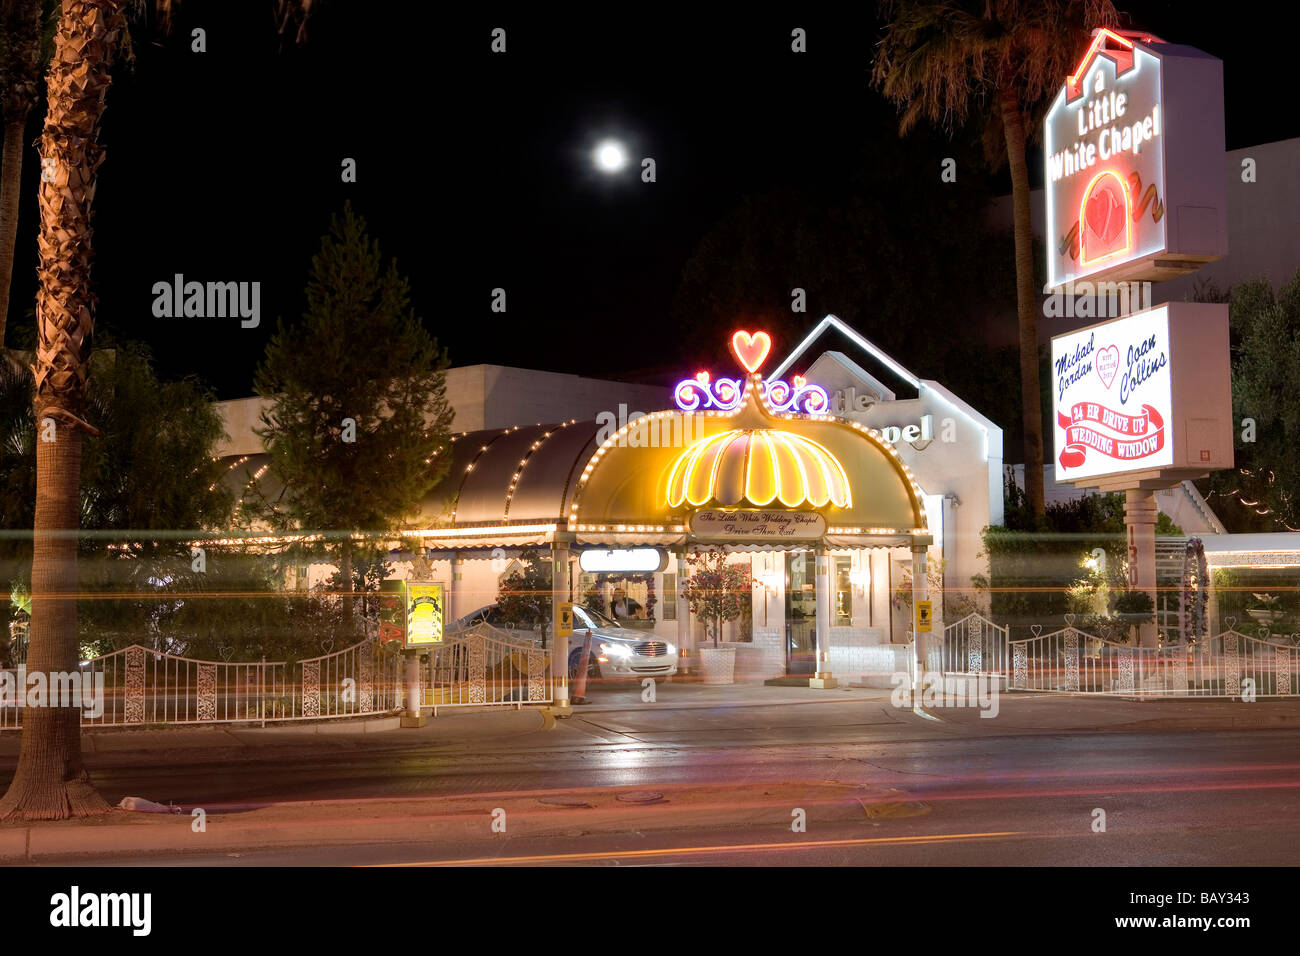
[1057,402,1165,469]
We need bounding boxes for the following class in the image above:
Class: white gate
[425,623,552,713]
[939,613,1010,687]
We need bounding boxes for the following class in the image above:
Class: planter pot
[698,646,737,685]
[1246,609,1284,624]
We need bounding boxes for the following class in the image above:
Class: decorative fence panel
[1006,627,1300,698]
[939,614,1010,686]
[0,637,404,730]
[426,623,553,713]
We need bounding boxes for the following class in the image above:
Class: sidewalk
[1,679,1297,764]
[0,709,551,765]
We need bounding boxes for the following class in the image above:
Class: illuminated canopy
[666,428,851,509]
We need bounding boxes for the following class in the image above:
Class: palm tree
[872,0,1120,519]
[0,0,46,350]
[0,0,121,819]
[0,0,317,820]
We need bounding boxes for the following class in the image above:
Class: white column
[551,538,572,705]
[1125,488,1159,648]
[812,547,836,687]
[449,552,463,620]
[911,538,931,698]
[399,650,427,727]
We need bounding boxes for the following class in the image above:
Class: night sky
[1,1,1291,399]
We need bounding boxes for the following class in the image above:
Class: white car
[447,603,678,682]
[567,604,679,683]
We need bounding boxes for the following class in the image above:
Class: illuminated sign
[690,510,826,539]
[1044,29,1225,291]
[674,329,829,414]
[731,330,772,372]
[579,548,668,573]
[1052,305,1172,481]
[404,582,445,647]
[1051,302,1232,487]
[674,370,828,415]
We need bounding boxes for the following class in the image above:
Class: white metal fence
[937,613,1010,686]
[425,623,553,714]
[939,613,1300,699]
[0,637,405,730]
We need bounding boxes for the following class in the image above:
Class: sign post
[391,581,444,727]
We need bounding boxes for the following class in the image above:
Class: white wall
[804,353,1002,620]
[214,364,672,458]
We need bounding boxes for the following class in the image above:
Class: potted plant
[1246,593,1284,625]
[683,549,750,684]
[496,548,552,640]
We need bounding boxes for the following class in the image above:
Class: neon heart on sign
[730,330,772,374]
[1086,182,1125,244]
[1096,345,1119,389]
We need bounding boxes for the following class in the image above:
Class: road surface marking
[375,830,1022,866]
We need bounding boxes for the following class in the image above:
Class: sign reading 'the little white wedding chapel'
[690,510,826,539]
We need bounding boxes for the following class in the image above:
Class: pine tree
[254,203,454,634]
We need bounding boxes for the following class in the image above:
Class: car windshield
[574,605,623,630]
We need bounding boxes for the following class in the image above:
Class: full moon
[593,139,629,173]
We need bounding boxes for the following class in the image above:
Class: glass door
[785,551,816,674]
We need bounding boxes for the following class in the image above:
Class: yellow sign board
[916,600,933,633]
[556,602,574,639]
[405,582,445,647]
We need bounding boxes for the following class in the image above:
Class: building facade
[215,322,1006,688]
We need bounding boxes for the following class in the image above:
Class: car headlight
[666,643,677,655]
[600,643,632,658]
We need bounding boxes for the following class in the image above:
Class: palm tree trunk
[1000,85,1046,519]
[0,0,123,821]
[0,121,26,348]
[0,430,105,817]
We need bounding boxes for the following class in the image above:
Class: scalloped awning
[666,428,851,509]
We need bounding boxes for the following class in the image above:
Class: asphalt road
[13,698,1300,866]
